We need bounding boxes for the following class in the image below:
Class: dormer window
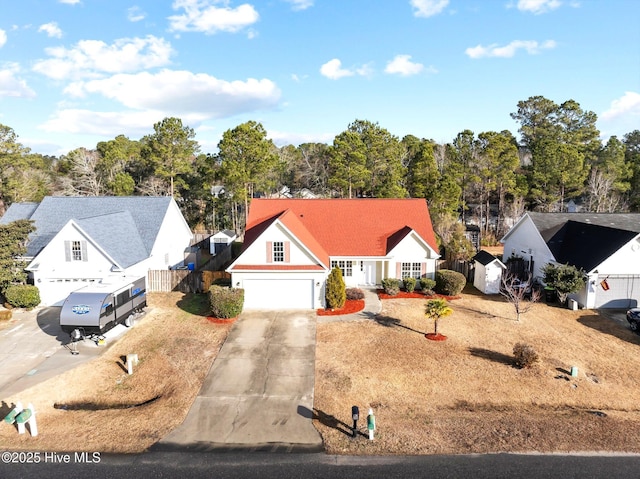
[273,242,284,262]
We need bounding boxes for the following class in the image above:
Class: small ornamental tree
[0,219,35,293]
[500,272,540,321]
[424,298,453,337]
[326,266,346,309]
[542,263,586,305]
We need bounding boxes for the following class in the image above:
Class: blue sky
[1,0,638,156]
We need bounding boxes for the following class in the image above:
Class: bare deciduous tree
[500,272,540,321]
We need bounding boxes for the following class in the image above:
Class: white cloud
[63,69,281,118]
[516,0,561,14]
[168,0,259,35]
[127,6,147,22]
[40,109,177,135]
[320,58,373,80]
[0,29,6,48]
[601,92,640,121]
[320,59,353,80]
[59,0,81,4]
[38,22,63,38]
[0,63,36,98]
[385,54,424,76]
[465,39,556,58]
[32,35,173,80]
[284,0,313,11]
[410,0,449,17]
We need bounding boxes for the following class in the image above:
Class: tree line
[1,95,639,250]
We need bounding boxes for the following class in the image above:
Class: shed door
[594,275,640,309]
[243,279,314,309]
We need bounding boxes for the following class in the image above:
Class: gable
[387,228,438,259]
[229,220,327,270]
[27,222,117,273]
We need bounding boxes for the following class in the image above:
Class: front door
[363,261,376,285]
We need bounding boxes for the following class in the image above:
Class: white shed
[473,250,506,295]
[210,229,238,255]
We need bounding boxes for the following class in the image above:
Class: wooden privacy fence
[147,269,231,293]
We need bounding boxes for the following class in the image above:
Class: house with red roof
[227,198,440,309]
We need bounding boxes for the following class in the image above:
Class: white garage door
[594,275,640,309]
[243,279,315,309]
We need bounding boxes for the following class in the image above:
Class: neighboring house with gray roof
[501,212,640,309]
[0,196,193,306]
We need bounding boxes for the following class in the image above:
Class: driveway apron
[158,310,322,450]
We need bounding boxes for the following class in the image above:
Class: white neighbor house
[228,198,440,310]
[0,196,193,306]
[501,212,640,309]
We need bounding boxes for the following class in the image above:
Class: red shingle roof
[244,198,438,257]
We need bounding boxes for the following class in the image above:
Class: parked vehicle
[626,308,640,332]
[60,277,146,336]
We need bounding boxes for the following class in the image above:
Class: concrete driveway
[158,310,322,451]
[0,307,136,399]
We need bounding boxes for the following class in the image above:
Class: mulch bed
[207,316,238,324]
[377,290,461,301]
[317,299,365,316]
[425,332,447,341]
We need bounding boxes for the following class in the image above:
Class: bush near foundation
[381,278,400,295]
[435,270,466,296]
[4,285,40,309]
[403,277,417,293]
[208,286,244,319]
[420,278,436,293]
[346,288,365,300]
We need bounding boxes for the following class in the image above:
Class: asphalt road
[2,451,640,479]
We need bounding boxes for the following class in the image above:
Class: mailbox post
[351,406,359,438]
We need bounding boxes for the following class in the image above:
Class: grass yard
[313,287,640,454]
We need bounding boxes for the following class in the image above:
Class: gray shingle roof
[473,250,505,267]
[76,211,149,268]
[524,212,640,272]
[0,196,173,263]
[528,212,640,234]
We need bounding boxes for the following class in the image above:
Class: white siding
[387,232,437,280]
[235,222,322,267]
[502,216,555,280]
[149,200,193,270]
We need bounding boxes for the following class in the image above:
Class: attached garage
[243,278,316,310]
[594,275,640,309]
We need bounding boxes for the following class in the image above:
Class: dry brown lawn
[0,292,231,453]
[3,287,640,455]
[314,287,640,455]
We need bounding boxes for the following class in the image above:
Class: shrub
[208,285,244,319]
[0,309,12,321]
[381,278,400,295]
[435,270,466,296]
[419,277,436,292]
[513,342,539,369]
[346,288,365,300]
[4,285,40,309]
[211,277,232,287]
[326,267,346,309]
[403,277,417,293]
